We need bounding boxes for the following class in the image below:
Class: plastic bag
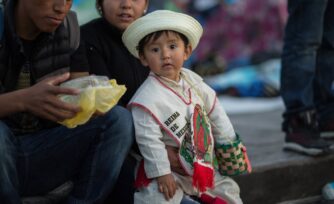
[58,75,126,128]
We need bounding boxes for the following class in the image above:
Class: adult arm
[0,72,82,121]
[0,30,90,120]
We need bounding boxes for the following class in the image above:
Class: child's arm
[200,82,236,144]
[132,106,172,178]
[208,98,237,144]
[132,106,178,199]
[166,146,187,175]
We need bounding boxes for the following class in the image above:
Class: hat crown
[122,10,203,58]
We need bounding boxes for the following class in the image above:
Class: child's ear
[139,54,149,67]
[184,44,193,61]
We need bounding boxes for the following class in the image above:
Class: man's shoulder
[57,10,80,50]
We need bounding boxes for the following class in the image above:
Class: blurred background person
[281,0,334,156]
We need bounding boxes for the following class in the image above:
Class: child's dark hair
[137,30,189,56]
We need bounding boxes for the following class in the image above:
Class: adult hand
[156,174,177,201]
[166,146,187,176]
[22,72,82,122]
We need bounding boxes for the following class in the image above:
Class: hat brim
[122,10,203,58]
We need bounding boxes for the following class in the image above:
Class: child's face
[139,32,192,82]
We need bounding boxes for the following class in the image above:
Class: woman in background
[80,0,149,203]
[81,0,149,107]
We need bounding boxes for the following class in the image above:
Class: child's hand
[157,174,177,201]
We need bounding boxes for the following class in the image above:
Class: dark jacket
[80,18,149,107]
[0,0,87,134]
[0,0,83,92]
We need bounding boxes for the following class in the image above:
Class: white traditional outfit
[128,69,243,204]
[123,10,249,204]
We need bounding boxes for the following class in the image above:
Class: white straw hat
[122,10,203,58]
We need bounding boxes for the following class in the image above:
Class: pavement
[228,105,334,204]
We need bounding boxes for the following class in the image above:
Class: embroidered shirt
[129,68,236,178]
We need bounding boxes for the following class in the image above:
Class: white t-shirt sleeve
[132,106,171,178]
[199,82,236,144]
[209,99,236,144]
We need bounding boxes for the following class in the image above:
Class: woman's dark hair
[96,0,104,16]
[137,30,189,57]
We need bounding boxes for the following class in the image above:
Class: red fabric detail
[212,197,229,204]
[192,106,199,144]
[194,114,206,153]
[242,146,252,173]
[192,162,214,192]
[200,194,228,204]
[200,193,215,203]
[134,160,152,188]
[193,104,212,159]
